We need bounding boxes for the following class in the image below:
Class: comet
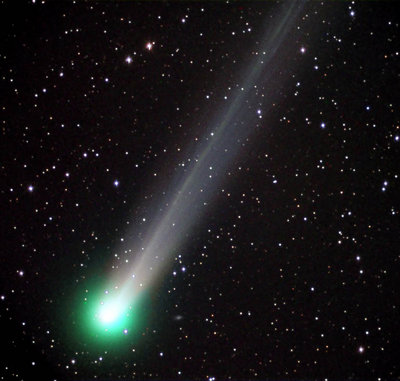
[90,0,306,335]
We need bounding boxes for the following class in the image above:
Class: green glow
[64,277,150,349]
[82,288,142,341]
[98,300,121,324]
[92,292,132,334]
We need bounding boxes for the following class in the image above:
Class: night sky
[1,1,400,381]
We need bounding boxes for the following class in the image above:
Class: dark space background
[0,1,399,380]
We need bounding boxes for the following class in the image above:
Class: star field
[1,1,399,381]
